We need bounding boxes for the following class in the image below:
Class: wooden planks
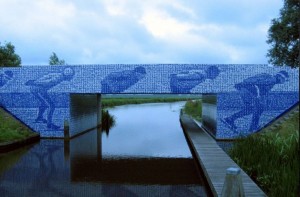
[180,114,266,197]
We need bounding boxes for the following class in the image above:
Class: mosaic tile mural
[0,65,299,139]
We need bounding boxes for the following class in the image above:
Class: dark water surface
[0,102,209,197]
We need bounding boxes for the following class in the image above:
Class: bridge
[0,64,299,139]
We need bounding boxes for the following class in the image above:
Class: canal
[0,102,210,196]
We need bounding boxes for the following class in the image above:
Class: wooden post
[221,167,245,197]
[64,119,70,139]
[97,94,102,127]
[63,119,70,160]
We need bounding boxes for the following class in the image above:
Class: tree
[49,52,66,65]
[266,0,300,68]
[0,42,21,67]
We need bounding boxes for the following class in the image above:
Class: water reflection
[0,145,32,175]
[0,140,69,197]
[72,155,201,185]
[101,109,116,137]
[102,102,193,158]
[0,102,209,197]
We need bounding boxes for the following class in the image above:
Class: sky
[0,0,283,65]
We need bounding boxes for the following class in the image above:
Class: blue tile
[0,65,298,138]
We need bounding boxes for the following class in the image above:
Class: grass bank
[0,108,35,143]
[102,97,197,108]
[182,100,202,121]
[229,111,299,197]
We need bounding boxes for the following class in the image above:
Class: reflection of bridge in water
[71,157,200,185]
[66,127,203,186]
[65,126,208,196]
[0,135,206,197]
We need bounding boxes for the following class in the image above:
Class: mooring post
[63,119,70,160]
[64,119,70,139]
[221,167,245,197]
[97,94,102,127]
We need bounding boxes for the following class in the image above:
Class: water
[0,102,209,197]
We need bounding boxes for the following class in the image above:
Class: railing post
[221,167,245,197]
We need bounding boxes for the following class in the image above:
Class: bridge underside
[0,64,298,139]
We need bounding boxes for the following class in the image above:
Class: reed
[229,112,299,197]
[101,109,116,136]
[182,100,202,121]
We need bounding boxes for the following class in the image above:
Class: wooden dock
[180,114,266,197]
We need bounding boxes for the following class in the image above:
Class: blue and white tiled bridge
[0,64,299,139]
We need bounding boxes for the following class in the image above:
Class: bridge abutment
[68,93,102,139]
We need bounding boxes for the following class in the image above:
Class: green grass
[0,108,35,143]
[182,100,202,121]
[102,97,193,108]
[202,95,216,104]
[229,111,299,197]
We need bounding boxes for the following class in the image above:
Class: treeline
[0,42,65,67]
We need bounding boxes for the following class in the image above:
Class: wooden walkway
[180,114,266,197]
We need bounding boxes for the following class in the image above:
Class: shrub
[182,100,202,121]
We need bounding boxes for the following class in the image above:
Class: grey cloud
[0,0,283,65]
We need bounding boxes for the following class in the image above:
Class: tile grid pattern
[0,64,299,138]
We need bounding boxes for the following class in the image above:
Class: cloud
[0,0,283,65]
[0,0,76,37]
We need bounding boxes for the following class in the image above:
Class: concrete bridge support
[65,93,102,139]
[202,94,217,137]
